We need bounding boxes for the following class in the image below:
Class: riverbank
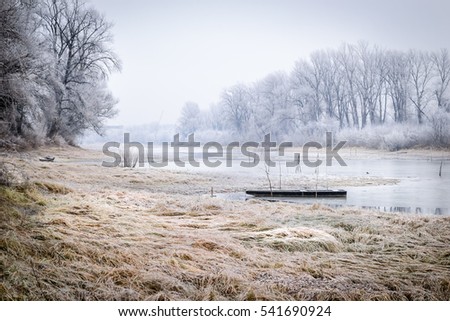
[1,146,449,300]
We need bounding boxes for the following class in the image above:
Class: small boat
[246,189,347,197]
[39,156,55,162]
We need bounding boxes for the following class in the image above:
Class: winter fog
[2,0,450,307]
[80,0,450,149]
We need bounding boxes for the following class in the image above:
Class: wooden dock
[245,189,347,198]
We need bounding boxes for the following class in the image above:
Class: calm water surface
[166,151,450,215]
[98,147,449,215]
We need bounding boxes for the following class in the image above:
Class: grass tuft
[34,182,72,195]
[1,147,449,300]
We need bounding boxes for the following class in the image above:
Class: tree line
[0,0,120,148]
[178,42,450,147]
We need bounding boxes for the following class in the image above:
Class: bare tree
[386,51,409,123]
[39,0,120,142]
[312,50,338,121]
[431,48,450,112]
[221,84,252,136]
[290,59,322,123]
[177,101,201,137]
[336,43,360,128]
[354,43,387,126]
[408,50,434,124]
[207,103,226,131]
[252,72,292,139]
[330,57,350,128]
[183,42,449,147]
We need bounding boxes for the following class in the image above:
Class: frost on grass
[1,147,449,300]
[243,227,341,253]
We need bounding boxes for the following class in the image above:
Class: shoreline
[1,146,449,300]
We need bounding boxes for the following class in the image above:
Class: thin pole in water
[279,161,282,190]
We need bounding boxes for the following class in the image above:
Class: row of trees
[0,0,119,147]
[178,43,450,146]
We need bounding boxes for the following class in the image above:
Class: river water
[96,145,449,215]
[232,159,449,215]
[159,150,450,215]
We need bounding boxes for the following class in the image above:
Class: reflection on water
[216,192,449,215]
[362,206,446,215]
[206,156,449,215]
[120,148,449,215]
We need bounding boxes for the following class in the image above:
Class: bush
[430,109,450,147]
[337,123,438,151]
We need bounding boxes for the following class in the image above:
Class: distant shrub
[337,122,441,151]
[430,109,450,147]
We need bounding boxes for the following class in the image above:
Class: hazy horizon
[90,0,450,126]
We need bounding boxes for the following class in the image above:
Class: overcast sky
[90,0,450,125]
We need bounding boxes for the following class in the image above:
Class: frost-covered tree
[431,48,450,112]
[353,43,386,126]
[181,42,449,148]
[290,59,322,124]
[408,50,434,124]
[177,101,201,137]
[38,0,120,143]
[0,0,39,138]
[0,0,120,147]
[220,84,252,135]
[386,51,409,123]
[251,72,292,139]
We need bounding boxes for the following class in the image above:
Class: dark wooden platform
[246,189,347,197]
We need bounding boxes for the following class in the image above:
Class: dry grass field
[1,146,449,300]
